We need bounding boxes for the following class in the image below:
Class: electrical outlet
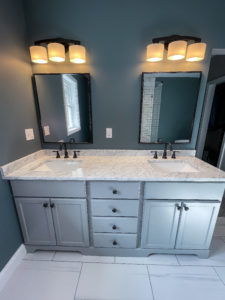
[106,128,112,138]
[25,128,34,141]
[43,125,50,136]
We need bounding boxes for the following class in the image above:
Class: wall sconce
[146,35,206,62]
[29,38,86,64]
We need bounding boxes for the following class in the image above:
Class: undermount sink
[149,160,199,173]
[33,159,82,172]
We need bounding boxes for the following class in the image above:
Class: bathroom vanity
[1,150,225,258]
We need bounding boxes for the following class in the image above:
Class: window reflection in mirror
[33,73,92,144]
[139,72,201,144]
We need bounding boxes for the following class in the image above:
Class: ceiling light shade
[167,40,187,61]
[146,43,164,62]
[69,45,86,63]
[29,46,48,64]
[47,43,65,62]
[186,42,206,62]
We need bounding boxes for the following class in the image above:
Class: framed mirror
[33,73,93,144]
[139,72,201,144]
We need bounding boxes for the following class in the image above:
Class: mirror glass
[139,72,201,144]
[34,73,92,144]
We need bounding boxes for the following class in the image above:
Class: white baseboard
[0,244,26,291]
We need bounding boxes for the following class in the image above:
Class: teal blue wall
[0,0,41,271]
[24,0,225,150]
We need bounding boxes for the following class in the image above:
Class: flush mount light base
[146,34,206,62]
[30,37,86,64]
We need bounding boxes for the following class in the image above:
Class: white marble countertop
[1,150,225,182]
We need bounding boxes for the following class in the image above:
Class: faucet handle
[171,150,179,159]
[151,151,158,159]
[53,151,60,159]
[73,151,80,159]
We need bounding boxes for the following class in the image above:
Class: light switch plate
[25,128,34,141]
[106,128,112,138]
[43,125,50,136]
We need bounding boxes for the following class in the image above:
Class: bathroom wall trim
[0,244,26,291]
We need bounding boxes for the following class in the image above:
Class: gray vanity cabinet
[15,197,89,247]
[15,197,56,246]
[141,201,181,249]
[51,198,89,247]
[176,202,220,249]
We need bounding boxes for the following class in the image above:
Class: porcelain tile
[24,251,55,261]
[0,260,81,300]
[115,254,178,265]
[214,267,225,285]
[53,251,82,262]
[148,265,225,300]
[82,255,114,263]
[75,263,153,300]
[177,238,225,267]
[53,252,114,263]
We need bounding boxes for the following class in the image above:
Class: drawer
[93,233,137,248]
[89,181,140,199]
[91,199,139,217]
[144,182,225,200]
[92,217,138,233]
[11,180,86,198]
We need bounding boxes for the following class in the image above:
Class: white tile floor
[1,220,225,300]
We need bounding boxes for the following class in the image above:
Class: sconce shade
[186,42,206,62]
[29,46,48,64]
[69,45,86,63]
[167,40,187,61]
[146,43,164,62]
[47,43,65,62]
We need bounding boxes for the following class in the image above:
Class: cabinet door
[176,202,220,250]
[141,200,181,249]
[51,198,89,247]
[15,197,56,245]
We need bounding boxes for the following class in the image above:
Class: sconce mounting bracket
[34,38,81,51]
[152,35,201,49]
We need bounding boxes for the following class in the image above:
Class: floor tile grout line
[147,265,155,300]
[175,255,181,265]
[212,266,225,286]
[74,262,83,300]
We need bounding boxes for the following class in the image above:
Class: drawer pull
[176,204,182,210]
[112,189,118,194]
[113,240,118,246]
[112,208,117,213]
[43,203,48,208]
[112,225,117,230]
[50,203,55,208]
[184,205,189,211]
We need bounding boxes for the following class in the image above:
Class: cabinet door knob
[184,205,189,211]
[113,240,117,246]
[112,189,118,194]
[50,203,55,208]
[43,203,48,208]
[112,225,117,230]
[176,204,182,210]
[112,208,117,213]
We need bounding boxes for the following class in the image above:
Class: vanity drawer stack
[90,181,140,248]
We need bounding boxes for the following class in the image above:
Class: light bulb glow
[29,46,48,64]
[69,45,86,64]
[146,43,164,62]
[186,43,206,62]
[47,43,65,62]
[167,41,187,61]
